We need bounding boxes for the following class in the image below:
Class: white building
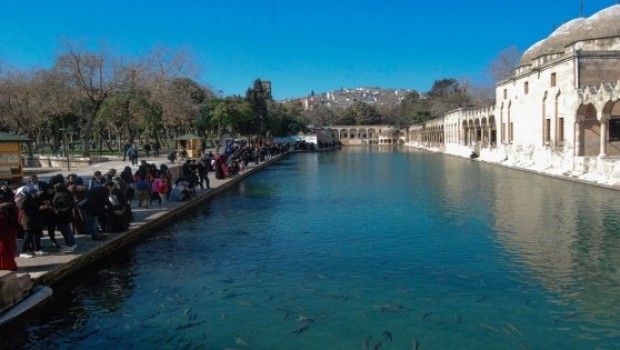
[406,4,620,187]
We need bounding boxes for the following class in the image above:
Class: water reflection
[490,168,620,325]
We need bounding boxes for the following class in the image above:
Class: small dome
[519,4,620,66]
[571,5,620,43]
[519,18,585,66]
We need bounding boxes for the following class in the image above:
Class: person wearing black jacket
[17,188,45,257]
[40,184,60,248]
[52,183,77,251]
[197,159,210,190]
[78,185,112,240]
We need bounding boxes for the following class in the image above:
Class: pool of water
[4,147,620,349]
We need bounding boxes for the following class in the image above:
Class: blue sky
[0,0,616,100]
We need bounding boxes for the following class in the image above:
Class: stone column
[574,122,581,156]
[599,118,608,158]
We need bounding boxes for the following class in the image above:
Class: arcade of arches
[577,99,620,157]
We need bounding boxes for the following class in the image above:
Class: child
[158,178,170,208]
[135,176,150,208]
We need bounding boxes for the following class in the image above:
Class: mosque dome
[519,4,620,66]
[571,5,620,43]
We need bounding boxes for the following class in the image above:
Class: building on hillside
[406,4,620,185]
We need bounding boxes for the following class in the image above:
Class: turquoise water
[5,147,620,349]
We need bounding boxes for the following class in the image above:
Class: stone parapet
[0,271,34,315]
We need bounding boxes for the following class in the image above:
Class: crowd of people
[0,159,179,269]
[0,140,291,271]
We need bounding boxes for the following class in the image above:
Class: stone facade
[405,4,620,188]
[330,125,403,145]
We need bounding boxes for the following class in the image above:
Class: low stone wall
[404,142,620,190]
[23,156,109,170]
[0,271,34,315]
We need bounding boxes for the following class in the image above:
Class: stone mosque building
[405,4,620,187]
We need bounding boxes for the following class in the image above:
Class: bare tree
[486,45,522,82]
[52,41,119,156]
[141,46,204,138]
[0,69,44,157]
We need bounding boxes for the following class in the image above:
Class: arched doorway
[577,104,600,157]
[603,100,620,156]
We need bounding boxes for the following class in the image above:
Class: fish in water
[291,325,310,335]
[362,336,373,349]
[235,336,250,346]
[421,312,432,320]
[412,339,420,350]
[383,330,393,342]
[175,321,206,331]
[297,315,315,323]
[476,295,489,303]
[374,304,407,312]
[506,322,522,336]
[373,341,382,350]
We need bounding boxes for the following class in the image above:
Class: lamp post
[59,128,70,171]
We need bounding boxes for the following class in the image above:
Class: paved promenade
[7,154,282,286]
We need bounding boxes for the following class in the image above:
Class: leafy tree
[198,97,252,150]
[400,91,432,124]
[267,100,306,136]
[427,78,473,118]
[245,79,270,136]
[333,107,357,125]
[97,91,152,150]
[337,101,381,125]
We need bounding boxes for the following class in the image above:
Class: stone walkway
[9,154,282,285]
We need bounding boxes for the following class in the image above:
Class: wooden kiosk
[173,134,204,159]
[0,132,31,184]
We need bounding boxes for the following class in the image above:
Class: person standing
[40,184,60,249]
[88,171,107,190]
[127,144,139,166]
[17,188,45,258]
[158,177,170,208]
[122,141,131,161]
[77,185,110,240]
[0,182,18,270]
[51,183,77,252]
[149,174,162,206]
[197,158,210,190]
[153,141,161,158]
[143,143,151,158]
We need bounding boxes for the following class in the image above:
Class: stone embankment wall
[406,142,620,190]
[0,271,33,314]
